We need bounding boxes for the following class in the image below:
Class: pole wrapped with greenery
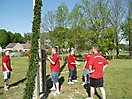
[23,0,42,99]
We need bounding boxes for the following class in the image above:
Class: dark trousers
[68,68,77,82]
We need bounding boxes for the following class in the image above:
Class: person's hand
[7,70,10,72]
[46,56,50,60]
[89,70,95,74]
[76,61,80,66]
[77,62,80,66]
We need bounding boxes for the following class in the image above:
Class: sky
[0,0,80,36]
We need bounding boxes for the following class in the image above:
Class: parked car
[10,52,22,57]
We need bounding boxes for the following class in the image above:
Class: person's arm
[103,58,109,71]
[83,61,87,69]
[71,61,80,65]
[89,65,95,73]
[70,62,76,65]
[47,56,55,65]
[3,63,10,72]
[103,64,108,71]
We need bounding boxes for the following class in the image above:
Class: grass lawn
[0,56,132,99]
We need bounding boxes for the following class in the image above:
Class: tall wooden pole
[32,0,40,98]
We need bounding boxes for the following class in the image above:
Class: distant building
[6,43,30,52]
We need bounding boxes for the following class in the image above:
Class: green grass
[0,56,132,99]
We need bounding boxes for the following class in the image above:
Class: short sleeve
[2,57,7,63]
[103,58,109,65]
[84,55,87,61]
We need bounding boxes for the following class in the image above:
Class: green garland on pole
[23,0,42,99]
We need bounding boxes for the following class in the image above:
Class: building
[6,43,30,52]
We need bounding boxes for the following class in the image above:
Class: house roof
[21,44,31,49]
[6,43,17,48]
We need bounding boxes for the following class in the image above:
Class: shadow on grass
[84,84,101,99]
[9,78,26,88]
[41,61,67,99]
[41,76,65,99]
[0,78,26,90]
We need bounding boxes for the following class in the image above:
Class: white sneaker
[72,80,78,82]
[81,82,87,85]
[68,81,74,84]
[87,81,90,83]
[49,87,56,91]
[4,87,8,91]
[53,91,60,96]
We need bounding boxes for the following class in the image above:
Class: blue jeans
[3,71,11,82]
[51,71,59,83]
[84,68,90,77]
[68,68,77,82]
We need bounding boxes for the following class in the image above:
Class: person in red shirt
[27,51,30,65]
[47,46,60,95]
[68,48,80,84]
[82,50,91,85]
[86,46,108,99]
[2,50,12,91]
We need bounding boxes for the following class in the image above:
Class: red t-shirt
[50,53,60,72]
[68,54,76,68]
[84,54,91,69]
[27,52,30,59]
[88,53,108,79]
[2,55,12,72]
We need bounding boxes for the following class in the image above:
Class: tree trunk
[116,41,119,58]
[62,48,64,61]
[112,49,115,60]
[129,37,132,57]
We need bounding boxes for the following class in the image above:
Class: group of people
[47,45,109,99]
[1,45,108,99]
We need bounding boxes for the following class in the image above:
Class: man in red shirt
[86,46,108,99]
[68,48,80,84]
[47,46,60,95]
[82,50,91,85]
[2,50,12,91]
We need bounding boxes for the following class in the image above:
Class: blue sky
[0,0,80,36]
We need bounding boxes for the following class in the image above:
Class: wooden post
[38,39,43,94]
[41,49,47,93]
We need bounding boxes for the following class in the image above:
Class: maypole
[23,0,42,99]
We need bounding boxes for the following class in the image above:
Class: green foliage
[121,0,132,56]
[0,29,11,48]
[40,0,130,57]
[23,33,32,43]
[23,0,42,99]
[0,29,24,48]
[56,2,69,28]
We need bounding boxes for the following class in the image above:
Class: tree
[41,10,56,32]
[41,10,57,48]
[108,0,126,58]
[55,2,69,60]
[23,32,32,43]
[23,0,42,98]
[80,0,113,55]
[7,31,15,43]
[67,3,89,53]
[121,0,132,56]
[13,33,24,43]
[0,29,10,48]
